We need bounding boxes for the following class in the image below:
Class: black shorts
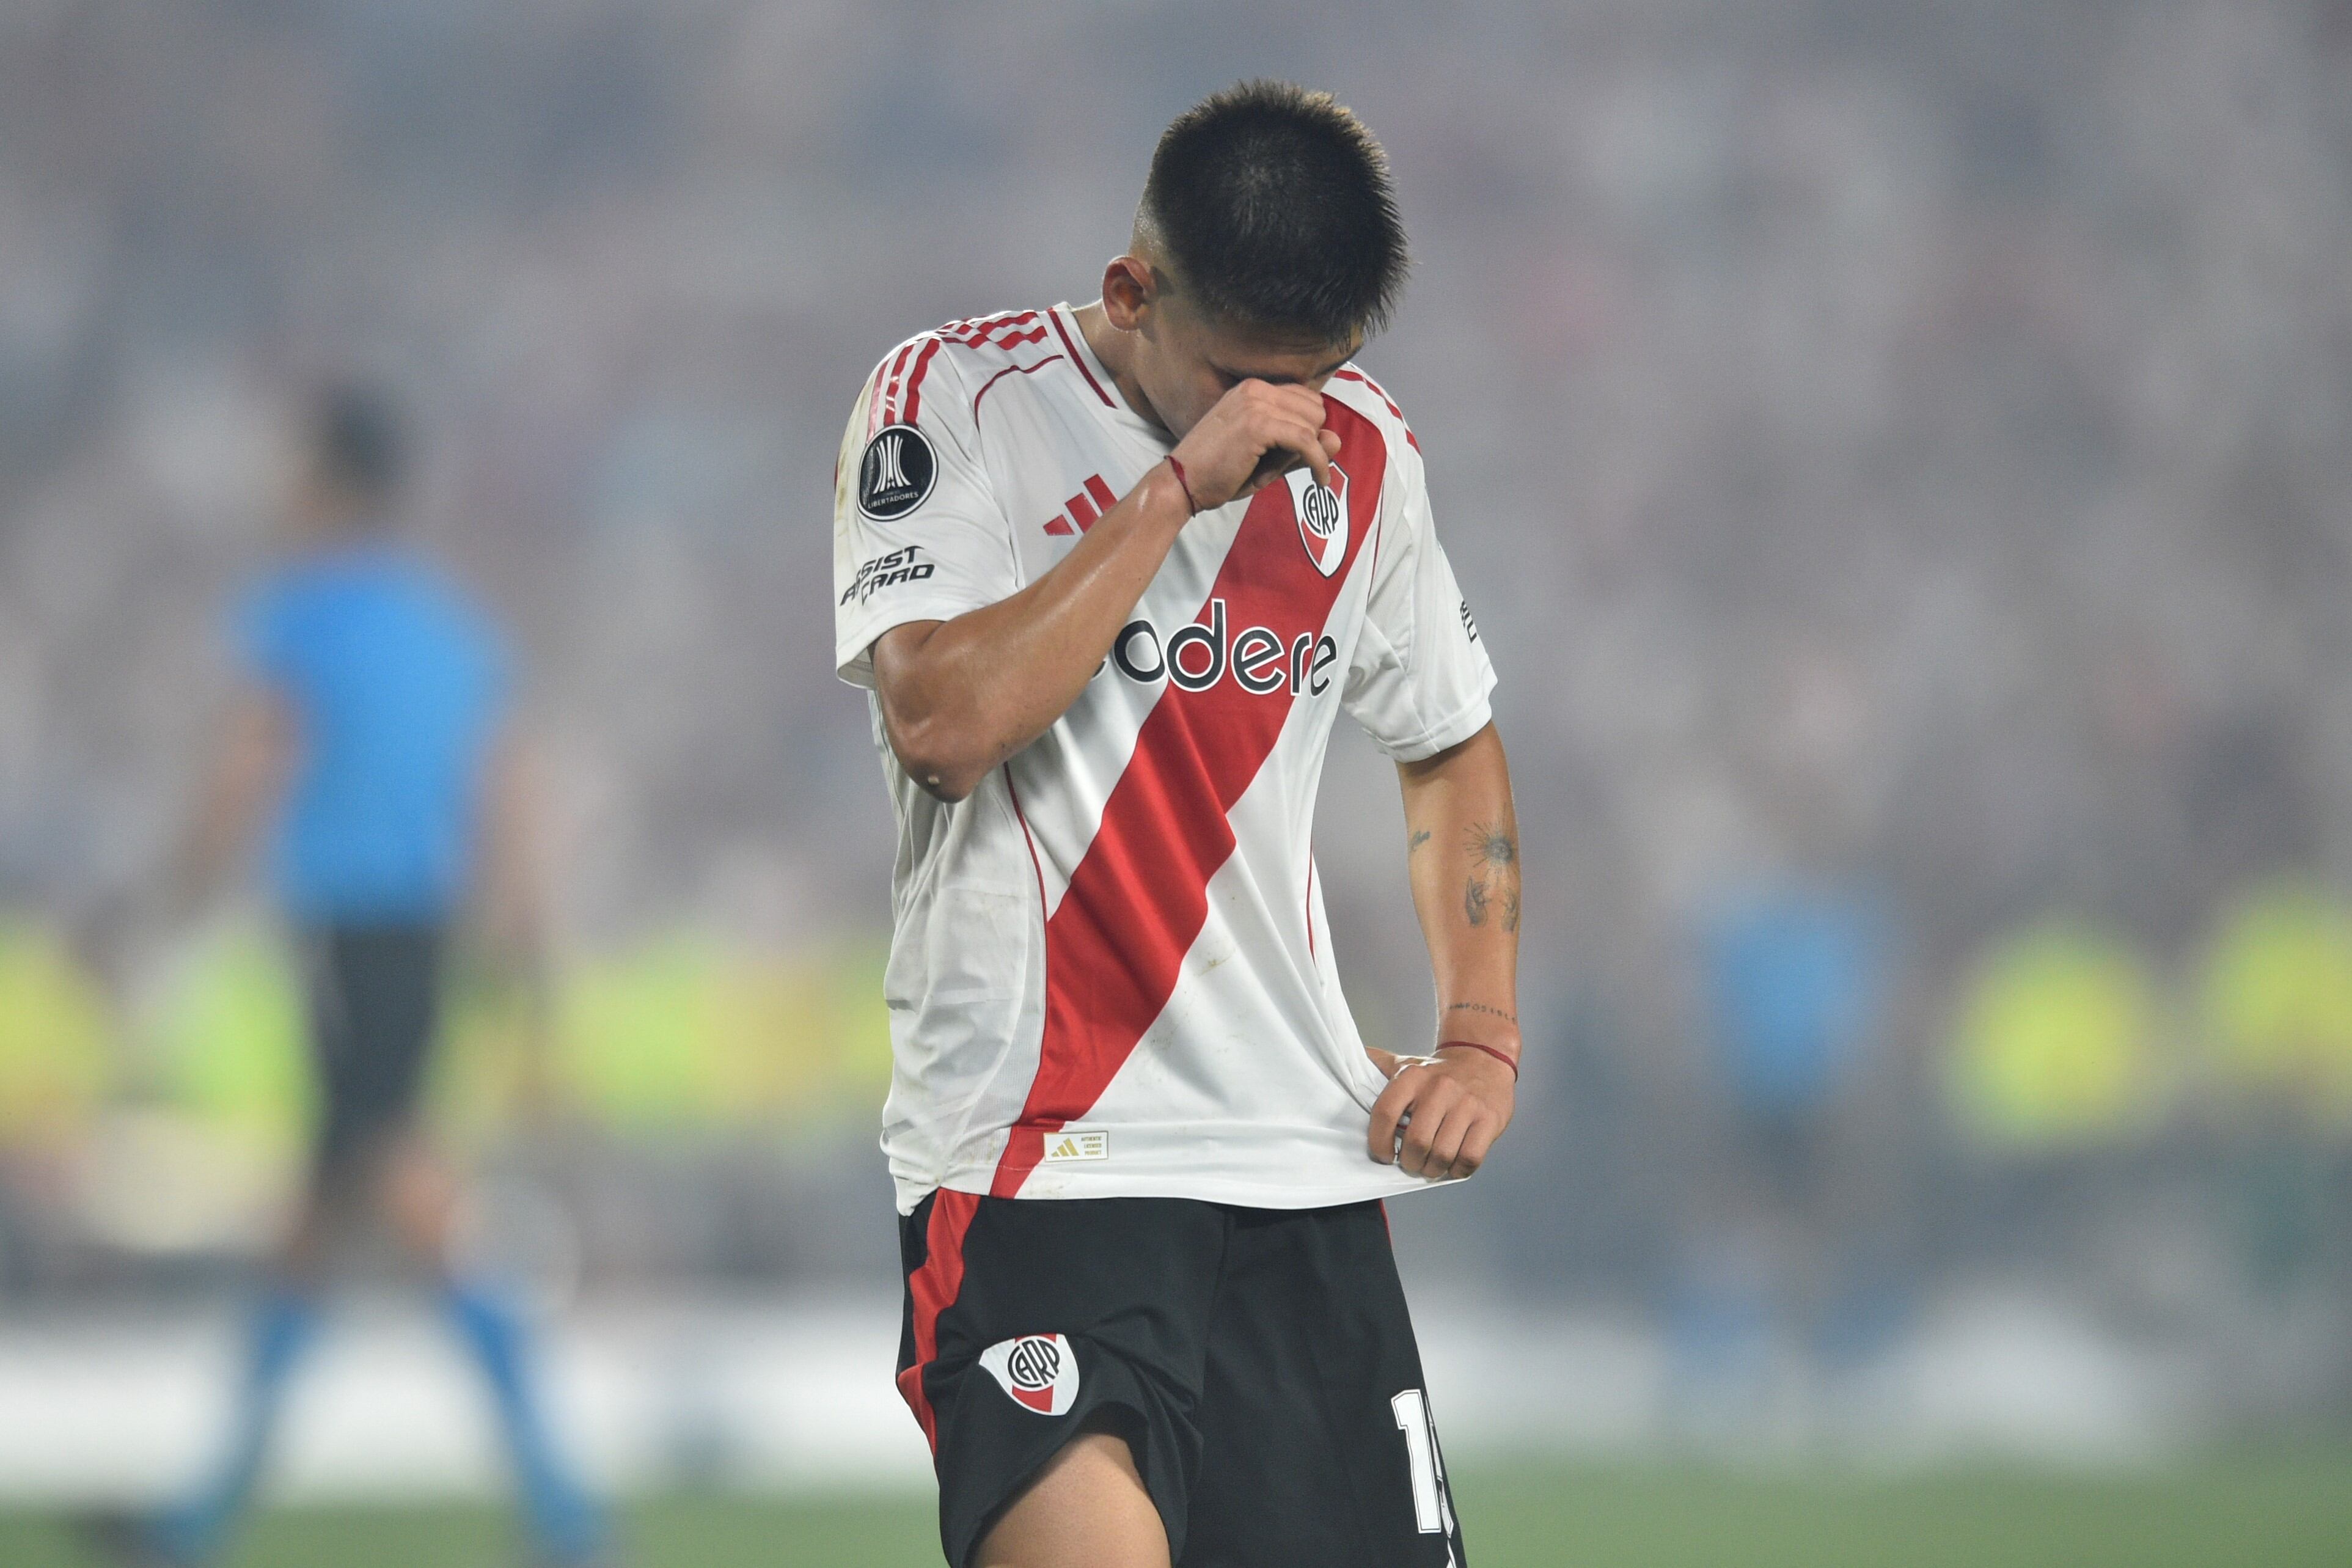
[896,1193,1468,1568]
[298,921,446,1191]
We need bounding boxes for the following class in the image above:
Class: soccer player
[831,83,1520,1567]
[95,389,605,1567]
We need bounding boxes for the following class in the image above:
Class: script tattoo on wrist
[1446,1001,1518,1024]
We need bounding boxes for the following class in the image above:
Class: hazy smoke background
[2,0,2350,1495]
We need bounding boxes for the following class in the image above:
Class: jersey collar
[1052,303,1168,447]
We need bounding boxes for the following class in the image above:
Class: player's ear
[1101,255,1154,329]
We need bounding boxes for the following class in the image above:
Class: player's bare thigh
[975,1425,1169,1568]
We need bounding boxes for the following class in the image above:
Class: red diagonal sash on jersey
[990,398,1387,1197]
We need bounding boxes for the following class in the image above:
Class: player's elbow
[907,758,986,804]
[871,625,994,800]
[883,710,991,802]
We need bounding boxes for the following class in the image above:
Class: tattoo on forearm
[1409,829,1432,853]
[1466,821,1517,869]
[1447,1001,1518,1024]
[1459,818,1520,932]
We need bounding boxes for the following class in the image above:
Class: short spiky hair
[1139,81,1408,343]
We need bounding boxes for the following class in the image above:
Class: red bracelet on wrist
[1165,455,1200,516]
[1435,1039,1520,1080]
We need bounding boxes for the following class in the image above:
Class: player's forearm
[1398,722,1522,1057]
[174,691,294,915]
[873,462,1193,800]
[475,730,551,972]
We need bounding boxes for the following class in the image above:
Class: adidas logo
[1043,475,1119,537]
[1042,1129,1109,1163]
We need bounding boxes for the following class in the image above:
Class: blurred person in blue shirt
[1667,879,1903,1426]
[93,387,605,1568]
[1701,884,1883,1169]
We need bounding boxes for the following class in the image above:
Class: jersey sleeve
[1341,430,1498,760]
[832,339,1017,688]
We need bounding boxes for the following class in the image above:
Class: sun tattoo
[1459,820,1519,931]
[1465,821,1517,869]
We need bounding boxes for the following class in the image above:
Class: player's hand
[1170,379,1342,510]
[1366,1046,1516,1181]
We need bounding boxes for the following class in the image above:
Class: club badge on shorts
[1285,461,1349,577]
[980,1333,1081,1416]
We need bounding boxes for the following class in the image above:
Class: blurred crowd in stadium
[1,0,2348,1443]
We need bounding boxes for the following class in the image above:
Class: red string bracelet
[1435,1039,1520,1080]
[1165,455,1200,516]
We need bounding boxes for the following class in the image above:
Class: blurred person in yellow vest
[2194,876,2352,1299]
[1948,917,2166,1150]
[1943,917,2169,1296]
[2197,876,2352,1126]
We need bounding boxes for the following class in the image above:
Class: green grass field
[7,1452,2350,1567]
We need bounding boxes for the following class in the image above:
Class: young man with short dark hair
[832,82,1522,1567]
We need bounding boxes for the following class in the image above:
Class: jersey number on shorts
[1390,1387,1459,1545]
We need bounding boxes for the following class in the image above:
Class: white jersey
[833,304,1497,1214]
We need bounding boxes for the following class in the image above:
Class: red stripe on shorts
[896,1189,982,1454]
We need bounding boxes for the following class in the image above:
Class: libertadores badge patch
[859,423,937,520]
[979,1333,1081,1416]
[1285,461,1349,577]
